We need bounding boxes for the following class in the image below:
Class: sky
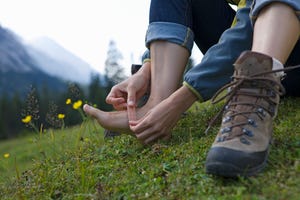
[0,0,202,75]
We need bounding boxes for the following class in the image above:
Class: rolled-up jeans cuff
[251,0,300,21]
[145,22,194,54]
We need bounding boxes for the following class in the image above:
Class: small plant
[21,86,41,134]
[46,101,65,129]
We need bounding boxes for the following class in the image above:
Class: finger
[129,117,150,133]
[128,119,139,127]
[127,105,137,121]
[106,97,126,105]
[127,85,136,107]
[135,124,157,141]
[113,103,128,111]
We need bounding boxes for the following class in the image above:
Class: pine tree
[104,40,127,87]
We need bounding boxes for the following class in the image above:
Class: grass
[0,120,104,183]
[0,98,299,199]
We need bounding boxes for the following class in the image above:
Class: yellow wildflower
[73,100,83,110]
[57,113,65,119]
[4,153,10,158]
[22,115,32,124]
[66,98,72,105]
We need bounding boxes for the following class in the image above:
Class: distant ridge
[0,26,105,98]
[26,37,98,84]
[0,26,65,97]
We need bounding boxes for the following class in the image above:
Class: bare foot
[83,102,155,134]
[84,95,168,134]
[83,104,131,134]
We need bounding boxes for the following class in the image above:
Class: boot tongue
[228,51,273,138]
[234,51,273,77]
[231,88,258,130]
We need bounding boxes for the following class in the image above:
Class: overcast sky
[0,0,202,74]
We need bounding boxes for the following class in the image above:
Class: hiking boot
[205,51,286,177]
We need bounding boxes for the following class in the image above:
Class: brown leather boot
[205,51,286,177]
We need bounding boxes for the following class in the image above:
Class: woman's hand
[106,62,151,110]
[129,86,197,144]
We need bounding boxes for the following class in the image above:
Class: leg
[146,41,189,105]
[252,2,300,97]
[252,2,300,63]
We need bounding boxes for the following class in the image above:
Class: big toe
[83,104,102,118]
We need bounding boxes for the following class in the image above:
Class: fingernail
[128,101,134,106]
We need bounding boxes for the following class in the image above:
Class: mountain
[0,27,36,73]
[26,37,97,84]
[0,25,67,97]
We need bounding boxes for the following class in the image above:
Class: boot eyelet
[248,118,257,127]
[271,91,276,98]
[257,107,266,117]
[221,127,231,134]
[267,90,276,98]
[242,128,253,137]
[222,116,232,123]
[240,137,251,145]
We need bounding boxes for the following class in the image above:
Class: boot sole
[205,147,270,177]
[206,160,267,177]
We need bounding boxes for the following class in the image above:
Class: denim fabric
[146,22,194,53]
[251,0,300,20]
[145,0,236,55]
[146,0,193,53]
[184,0,253,101]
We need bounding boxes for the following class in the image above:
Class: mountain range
[0,25,101,98]
[26,37,96,84]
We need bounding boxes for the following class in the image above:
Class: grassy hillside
[0,98,299,199]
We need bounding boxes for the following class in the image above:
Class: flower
[22,115,32,124]
[4,153,10,158]
[73,100,83,110]
[57,113,65,119]
[66,98,72,105]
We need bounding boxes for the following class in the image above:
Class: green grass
[0,121,104,182]
[0,98,299,199]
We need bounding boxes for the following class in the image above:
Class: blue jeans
[145,0,300,100]
[146,0,236,54]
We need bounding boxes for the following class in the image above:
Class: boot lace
[205,65,300,139]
